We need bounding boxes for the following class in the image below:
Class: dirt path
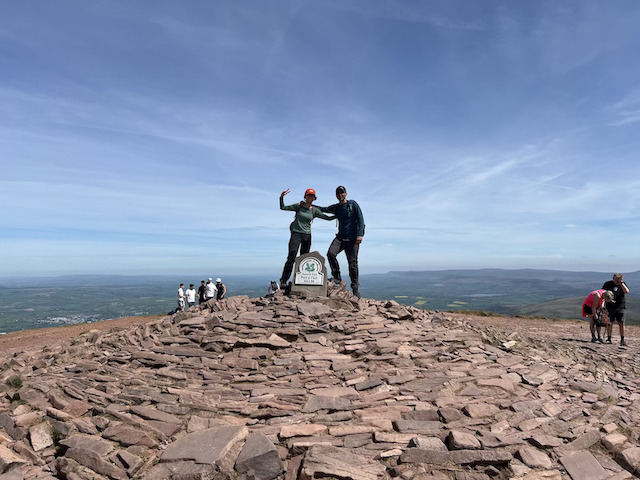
[0,315,164,356]
[449,312,638,344]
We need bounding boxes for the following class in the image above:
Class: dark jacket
[320,200,365,241]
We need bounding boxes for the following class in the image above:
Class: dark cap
[336,185,347,194]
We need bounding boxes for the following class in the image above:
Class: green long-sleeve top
[280,197,334,234]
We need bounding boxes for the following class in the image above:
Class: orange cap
[305,188,317,198]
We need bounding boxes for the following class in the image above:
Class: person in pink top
[582,289,615,343]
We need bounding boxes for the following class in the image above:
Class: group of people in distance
[177,278,226,312]
[582,273,630,345]
[278,185,365,298]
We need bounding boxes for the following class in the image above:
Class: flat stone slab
[559,451,608,480]
[29,422,54,451]
[280,424,328,438]
[517,446,553,469]
[60,435,115,456]
[410,437,448,451]
[619,446,640,475]
[299,445,388,480]
[529,434,565,448]
[0,445,27,473]
[161,426,248,466]
[129,406,182,425]
[447,430,481,450]
[463,403,500,418]
[310,387,359,399]
[102,424,157,448]
[141,461,216,480]
[400,448,513,466]
[297,302,332,318]
[394,420,444,435]
[302,395,352,413]
[0,469,26,480]
[555,430,600,455]
[65,448,127,480]
[520,472,562,480]
[235,432,283,480]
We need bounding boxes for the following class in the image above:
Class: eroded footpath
[1,289,640,480]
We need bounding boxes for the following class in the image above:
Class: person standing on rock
[317,185,365,298]
[603,273,630,345]
[215,278,226,300]
[582,289,615,343]
[205,278,217,302]
[186,284,197,309]
[279,188,335,289]
[197,280,207,304]
[177,283,186,312]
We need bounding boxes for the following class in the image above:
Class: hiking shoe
[591,337,597,343]
[621,340,628,346]
[606,338,612,344]
[352,288,361,299]
[597,337,604,343]
[329,277,342,284]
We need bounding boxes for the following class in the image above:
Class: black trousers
[280,231,311,284]
[327,237,359,290]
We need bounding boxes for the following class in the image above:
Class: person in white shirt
[186,284,197,309]
[177,283,186,312]
[205,278,217,301]
[267,280,280,296]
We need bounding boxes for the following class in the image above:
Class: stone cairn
[1,287,640,480]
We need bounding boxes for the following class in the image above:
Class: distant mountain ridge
[362,268,640,323]
[1,268,638,332]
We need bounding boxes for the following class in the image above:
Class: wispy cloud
[320,0,485,30]
[1,0,639,276]
[608,88,640,126]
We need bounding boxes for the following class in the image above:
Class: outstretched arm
[314,209,335,221]
[280,189,297,211]
[317,203,336,214]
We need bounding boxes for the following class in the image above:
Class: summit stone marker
[290,251,328,297]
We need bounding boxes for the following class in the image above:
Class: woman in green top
[279,188,334,288]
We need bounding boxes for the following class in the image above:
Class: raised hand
[280,188,290,198]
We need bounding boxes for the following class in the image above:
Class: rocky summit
[1,288,640,480]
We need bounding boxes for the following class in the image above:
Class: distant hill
[1,269,638,333]
[361,269,640,324]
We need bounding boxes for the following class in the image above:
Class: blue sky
[2,0,640,276]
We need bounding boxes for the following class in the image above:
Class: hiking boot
[329,277,342,284]
[621,339,628,346]
[597,337,604,344]
[591,337,597,343]
[606,338,612,344]
[352,288,361,299]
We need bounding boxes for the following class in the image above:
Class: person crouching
[582,289,615,343]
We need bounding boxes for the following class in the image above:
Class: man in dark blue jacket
[319,186,365,298]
